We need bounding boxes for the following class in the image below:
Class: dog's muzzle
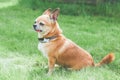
[33,24,42,32]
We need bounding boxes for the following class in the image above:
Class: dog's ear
[43,8,52,15]
[50,8,60,21]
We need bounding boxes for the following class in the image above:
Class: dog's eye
[34,21,36,23]
[39,22,44,26]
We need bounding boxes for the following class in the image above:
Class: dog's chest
[38,43,48,58]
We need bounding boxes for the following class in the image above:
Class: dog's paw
[47,72,52,76]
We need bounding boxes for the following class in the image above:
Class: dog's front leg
[47,57,56,75]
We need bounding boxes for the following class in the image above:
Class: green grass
[19,0,120,16]
[0,1,120,80]
[0,0,18,8]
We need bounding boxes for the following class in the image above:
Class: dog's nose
[33,24,37,28]
[33,24,37,30]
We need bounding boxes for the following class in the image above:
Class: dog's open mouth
[35,30,42,32]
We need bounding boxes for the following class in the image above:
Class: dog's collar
[38,36,57,43]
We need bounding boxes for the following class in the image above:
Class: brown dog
[33,8,115,75]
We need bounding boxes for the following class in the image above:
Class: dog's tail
[95,53,115,67]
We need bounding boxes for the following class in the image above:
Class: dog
[33,8,115,75]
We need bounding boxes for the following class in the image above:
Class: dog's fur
[33,8,115,75]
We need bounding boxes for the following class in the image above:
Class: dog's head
[33,8,62,38]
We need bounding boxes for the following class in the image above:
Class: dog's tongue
[36,30,42,32]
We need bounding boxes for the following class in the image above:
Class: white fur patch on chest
[38,42,48,58]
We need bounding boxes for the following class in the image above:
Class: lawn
[0,0,120,80]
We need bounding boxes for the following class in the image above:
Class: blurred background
[19,0,120,16]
